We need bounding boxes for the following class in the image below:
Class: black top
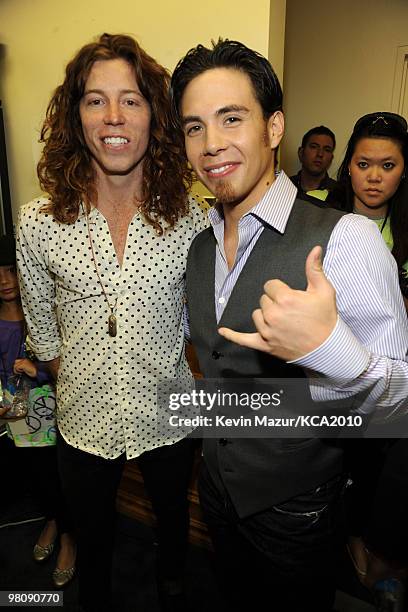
[290,171,342,207]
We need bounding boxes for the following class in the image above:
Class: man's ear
[298,146,304,164]
[266,111,284,149]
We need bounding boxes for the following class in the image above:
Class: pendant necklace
[86,212,118,337]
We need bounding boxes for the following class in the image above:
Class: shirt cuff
[27,338,61,363]
[288,316,370,381]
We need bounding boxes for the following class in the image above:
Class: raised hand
[218,245,337,361]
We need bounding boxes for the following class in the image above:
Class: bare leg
[36,519,57,548]
[56,532,76,570]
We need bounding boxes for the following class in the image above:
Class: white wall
[282,0,408,178]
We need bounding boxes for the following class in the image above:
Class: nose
[0,269,10,284]
[316,148,323,158]
[103,101,125,126]
[203,125,227,156]
[367,166,382,182]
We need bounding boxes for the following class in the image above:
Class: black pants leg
[199,462,345,612]
[57,434,126,612]
[137,437,195,581]
[344,438,389,536]
[20,444,72,534]
[365,439,408,565]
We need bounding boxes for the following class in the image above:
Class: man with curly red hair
[17,33,207,612]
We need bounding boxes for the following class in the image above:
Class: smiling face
[180,67,284,215]
[0,265,19,303]
[79,58,152,183]
[299,134,334,177]
[349,137,405,218]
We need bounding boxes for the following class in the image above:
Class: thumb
[305,245,328,292]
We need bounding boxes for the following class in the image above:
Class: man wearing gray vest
[170,40,408,611]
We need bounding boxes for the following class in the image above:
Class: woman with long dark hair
[336,112,408,593]
[336,112,408,302]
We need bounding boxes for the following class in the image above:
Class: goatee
[214,180,236,204]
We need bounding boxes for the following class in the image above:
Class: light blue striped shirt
[210,170,298,321]
[190,171,408,418]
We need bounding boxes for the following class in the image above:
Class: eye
[357,161,368,169]
[225,116,241,126]
[87,98,104,107]
[383,162,396,170]
[185,124,202,137]
[124,98,141,107]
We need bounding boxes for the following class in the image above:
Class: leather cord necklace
[86,212,118,337]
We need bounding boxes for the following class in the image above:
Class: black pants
[29,444,72,533]
[365,439,408,565]
[57,434,195,612]
[6,440,71,534]
[343,438,391,536]
[199,462,346,612]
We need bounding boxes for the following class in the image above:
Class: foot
[53,533,76,588]
[347,537,406,590]
[347,536,368,580]
[33,520,57,562]
[364,549,406,590]
[56,532,76,571]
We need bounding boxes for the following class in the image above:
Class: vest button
[212,350,222,359]
[219,438,228,446]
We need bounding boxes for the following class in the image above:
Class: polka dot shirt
[16,196,208,459]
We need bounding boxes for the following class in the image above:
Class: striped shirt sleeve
[291,213,408,418]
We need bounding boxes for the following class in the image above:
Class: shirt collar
[208,170,297,234]
[79,201,99,221]
[296,170,332,191]
[317,173,332,190]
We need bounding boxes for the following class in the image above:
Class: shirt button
[218,296,225,304]
[212,351,222,359]
[219,438,228,446]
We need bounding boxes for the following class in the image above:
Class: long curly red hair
[38,33,192,232]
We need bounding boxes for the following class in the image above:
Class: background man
[17,33,207,612]
[290,125,338,203]
[170,40,408,611]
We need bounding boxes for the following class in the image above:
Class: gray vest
[187,198,347,517]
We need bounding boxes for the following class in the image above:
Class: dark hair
[337,112,408,269]
[0,234,16,266]
[38,33,191,232]
[301,126,336,150]
[0,235,17,305]
[170,38,283,122]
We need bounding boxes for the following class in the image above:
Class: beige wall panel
[268,0,286,85]
[0,0,273,218]
[282,0,408,178]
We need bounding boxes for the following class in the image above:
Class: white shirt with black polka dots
[16,196,208,459]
